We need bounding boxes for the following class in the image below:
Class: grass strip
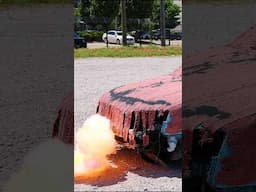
[74,46,181,58]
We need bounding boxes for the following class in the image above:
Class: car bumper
[127,40,135,44]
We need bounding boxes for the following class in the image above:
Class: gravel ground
[75,57,181,130]
[184,3,256,56]
[0,5,73,190]
[74,57,182,192]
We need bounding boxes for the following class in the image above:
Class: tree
[74,0,82,18]
[74,0,83,31]
[126,0,154,19]
[151,0,181,29]
[80,0,91,18]
[76,0,181,31]
[125,0,154,31]
[165,0,181,29]
[89,0,120,27]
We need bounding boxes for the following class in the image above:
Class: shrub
[77,31,104,42]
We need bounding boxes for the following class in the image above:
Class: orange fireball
[74,114,116,181]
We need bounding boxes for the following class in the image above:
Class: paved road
[74,57,182,192]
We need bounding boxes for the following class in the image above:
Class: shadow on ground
[75,148,181,187]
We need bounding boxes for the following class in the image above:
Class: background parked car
[102,30,135,45]
[152,29,182,40]
[170,32,182,40]
[74,32,87,48]
[132,31,151,42]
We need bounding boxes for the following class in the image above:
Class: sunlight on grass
[74,46,181,58]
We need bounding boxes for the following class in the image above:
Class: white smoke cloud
[3,139,73,192]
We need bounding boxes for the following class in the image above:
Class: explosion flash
[3,114,116,191]
[74,114,117,180]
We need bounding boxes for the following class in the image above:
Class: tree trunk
[160,0,166,46]
[121,0,127,46]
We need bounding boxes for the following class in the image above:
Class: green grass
[74,46,182,58]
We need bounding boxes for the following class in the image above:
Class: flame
[74,114,116,181]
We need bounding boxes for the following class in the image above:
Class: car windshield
[117,32,122,35]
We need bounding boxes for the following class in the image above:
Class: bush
[77,31,104,42]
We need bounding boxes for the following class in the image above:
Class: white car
[102,30,135,45]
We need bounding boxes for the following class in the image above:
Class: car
[152,29,182,40]
[152,29,172,40]
[170,32,182,40]
[53,25,256,192]
[52,92,74,145]
[102,30,135,45]
[151,29,160,40]
[96,67,182,162]
[74,32,87,48]
[52,67,182,163]
[133,31,151,41]
[183,26,256,191]
[140,32,151,39]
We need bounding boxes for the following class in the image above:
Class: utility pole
[121,0,127,46]
[160,0,166,46]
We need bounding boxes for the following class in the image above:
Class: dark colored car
[133,31,151,42]
[151,29,162,40]
[74,32,87,48]
[151,29,171,40]
[170,32,182,40]
[152,29,182,40]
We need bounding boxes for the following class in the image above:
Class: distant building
[172,25,182,33]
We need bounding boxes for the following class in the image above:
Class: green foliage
[80,0,91,18]
[126,0,154,19]
[84,0,120,28]
[165,0,181,29]
[77,31,104,42]
[90,0,119,18]
[74,0,82,17]
[151,0,181,29]
[76,0,181,31]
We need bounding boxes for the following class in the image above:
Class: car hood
[97,68,181,142]
[183,25,256,186]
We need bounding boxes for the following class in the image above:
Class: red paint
[183,25,256,186]
[216,115,256,185]
[143,133,149,147]
[52,92,74,145]
[97,68,182,144]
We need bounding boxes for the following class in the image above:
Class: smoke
[3,114,116,191]
[3,139,73,192]
[74,114,117,180]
